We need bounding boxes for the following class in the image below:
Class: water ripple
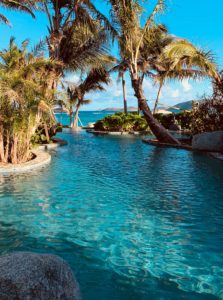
[0,130,223,300]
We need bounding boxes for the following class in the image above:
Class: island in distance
[99,100,194,113]
[99,107,138,112]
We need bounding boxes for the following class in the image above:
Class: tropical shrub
[94,112,149,132]
[154,111,193,131]
[154,113,175,129]
[190,71,223,135]
[0,39,56,164]
[213,70,223,99]
[31,124,62,145]
[191,99,223,134]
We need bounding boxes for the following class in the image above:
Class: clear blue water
[55,111,113,126]
[0,112,223,300]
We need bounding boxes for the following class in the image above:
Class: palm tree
[0,0,35,25]
[73,99,91,129]
[64,67,111,129]
[109,0,218,145]
[111,62,128,114]
[38,0,117,89]
[0,38,57,164]
[111,26,169,115]
[60,84,77,127]
[152,39,217,113]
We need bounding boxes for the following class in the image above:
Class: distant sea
[55,111,114,126]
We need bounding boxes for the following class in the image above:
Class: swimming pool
[0,129,222,299]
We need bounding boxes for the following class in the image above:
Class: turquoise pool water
[0,125,223,299]
[55,111,113,126]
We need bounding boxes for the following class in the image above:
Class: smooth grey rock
[0,252,81,300]
[192,131,223,152]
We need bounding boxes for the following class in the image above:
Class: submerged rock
[192,131,223,152]
[0,252,81,300]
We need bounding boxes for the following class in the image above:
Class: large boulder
[192,131,223,152]
[0,252,81,300]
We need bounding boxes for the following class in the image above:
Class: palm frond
[0,13,10,25]
[83,0,118,40]
[32,38,47,57]
[162,39,218,78]
[0,0,36,18]
[81,99,92,105]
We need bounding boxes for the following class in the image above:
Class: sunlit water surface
[0,125,223,299]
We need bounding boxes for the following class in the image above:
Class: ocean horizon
[55,111,117,126]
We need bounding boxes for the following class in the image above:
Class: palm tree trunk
[121,73,128,114]
[11,136,18,164]
[153,79,164,114]
[4,133,10,163]
[131,75,180,145]
[72,103,81,129]
[44,122,50,143]
[0,126,6,163]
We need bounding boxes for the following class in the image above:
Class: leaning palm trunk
[131,75,180,145]
[153,79,164,114]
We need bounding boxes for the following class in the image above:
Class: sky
[0,0,222,110]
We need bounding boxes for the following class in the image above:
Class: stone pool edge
[37,137,68,151]
[143,139,223,161]
[0,150,51,174]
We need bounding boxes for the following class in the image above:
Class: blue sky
[0,0,222,110]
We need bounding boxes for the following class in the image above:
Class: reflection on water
[0,130,223,300]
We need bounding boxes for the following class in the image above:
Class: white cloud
[171,89,180,98]
[182,79,192,92]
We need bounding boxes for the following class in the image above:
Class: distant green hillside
[168,100,195,112]
[100,106,138,112]
[100,101,195,114]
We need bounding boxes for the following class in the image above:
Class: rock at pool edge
[0,252,81,300]
[192,131,223,152]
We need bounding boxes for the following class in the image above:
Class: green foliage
[213,70,223,99]
[190,72,223,135]
[154,111,193,131]
[154,98,223,135]
[191,99,223,134]
[31,132,47,145]
[31,124,62,145]
[94,112,149,132]
[0,39,56,164]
